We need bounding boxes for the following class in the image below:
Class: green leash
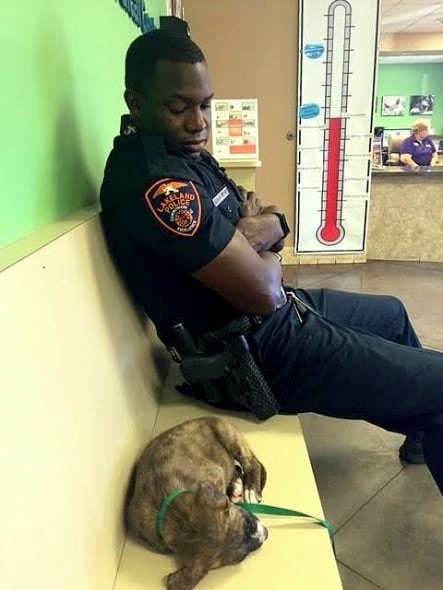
[156,489,334,540]
[237,502,334,537]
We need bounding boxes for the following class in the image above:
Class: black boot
[399,431,425,464]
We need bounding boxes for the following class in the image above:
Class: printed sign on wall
[296,0,380,254]
[211,99,259,160]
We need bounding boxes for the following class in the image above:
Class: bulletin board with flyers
[211,99,259,160]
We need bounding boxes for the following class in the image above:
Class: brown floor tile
[337,561,382,590]
[299,414,404,528]
[335,469,443,590]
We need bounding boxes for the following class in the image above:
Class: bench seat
[114,366,342,589]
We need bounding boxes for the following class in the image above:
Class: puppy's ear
[196,482,230,513]
[166,554,213,590]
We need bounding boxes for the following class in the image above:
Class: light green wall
[374,63,443,134]
[0,0,167,249]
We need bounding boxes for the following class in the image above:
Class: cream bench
[114,365,343,590]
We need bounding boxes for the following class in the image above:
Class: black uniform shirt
[100,116,246,340]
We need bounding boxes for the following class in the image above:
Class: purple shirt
[399,135,436,166]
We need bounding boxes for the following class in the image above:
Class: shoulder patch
[144,178,202,237]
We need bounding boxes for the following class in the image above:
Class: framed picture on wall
[409,95,434,115]
[381,96,406,116]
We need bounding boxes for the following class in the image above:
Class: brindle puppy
[126,416,268,590]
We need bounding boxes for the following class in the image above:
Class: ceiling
[381,0,443,33]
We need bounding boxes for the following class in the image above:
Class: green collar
[156,489,189,540]
[156,489,334,541]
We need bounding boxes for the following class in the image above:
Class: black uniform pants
[252,288,443,494]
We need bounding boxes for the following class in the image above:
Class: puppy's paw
[241,459,267,500]
[244,488,262,504]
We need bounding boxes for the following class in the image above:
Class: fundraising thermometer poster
[296,0,380,254]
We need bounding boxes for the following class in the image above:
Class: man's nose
[185,107,207,132]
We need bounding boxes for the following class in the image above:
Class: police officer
[100,30,443,494]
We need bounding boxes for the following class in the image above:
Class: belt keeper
[285,289,303,323]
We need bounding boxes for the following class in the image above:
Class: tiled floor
[281,261,443,590]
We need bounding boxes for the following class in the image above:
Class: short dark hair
[125,29,206,93]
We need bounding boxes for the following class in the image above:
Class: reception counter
[367,167,443,262]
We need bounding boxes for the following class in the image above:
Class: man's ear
[124,89,142,118]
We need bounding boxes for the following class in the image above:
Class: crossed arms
[192,187,288,316]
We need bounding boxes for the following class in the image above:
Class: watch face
[276,212,290,238]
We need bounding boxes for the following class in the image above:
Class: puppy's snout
[245,514,268,553]
[253,519,268,545]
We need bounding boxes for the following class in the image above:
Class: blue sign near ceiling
[116,0,156,33]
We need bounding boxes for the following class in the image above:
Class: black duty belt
[163,316,277,419]
[201,286,312,344]
[162,287,315,421]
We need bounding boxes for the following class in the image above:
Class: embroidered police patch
[144,178,202,237]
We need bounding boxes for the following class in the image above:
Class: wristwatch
[272,212,291,239]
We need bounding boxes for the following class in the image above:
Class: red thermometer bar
[316,0,352,245]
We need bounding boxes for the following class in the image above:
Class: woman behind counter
[399,118,438,168]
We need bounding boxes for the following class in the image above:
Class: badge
[212,186,229,207]
[123,124,137,135]
[144,178,202,237]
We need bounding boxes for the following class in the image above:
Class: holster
[163,318,280,421]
